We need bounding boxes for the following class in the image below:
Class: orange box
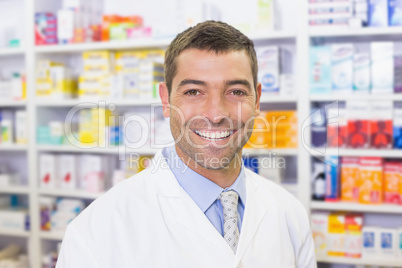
[358,157,383,204]
[341,157,359,202]
[384,162,401,204]
[400,164,402,205]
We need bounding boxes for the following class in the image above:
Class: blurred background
[0,0,401,267]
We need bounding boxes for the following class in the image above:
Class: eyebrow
[177,79,252,91]
[177,79,206,89]
[225,79,252,91]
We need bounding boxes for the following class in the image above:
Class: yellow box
[82,50,114,74]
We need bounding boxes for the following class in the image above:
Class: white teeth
[195,130,233,140]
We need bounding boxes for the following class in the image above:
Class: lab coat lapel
[234,173,268,266]
[151,152,235,258]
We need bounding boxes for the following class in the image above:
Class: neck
[175,145,242,188]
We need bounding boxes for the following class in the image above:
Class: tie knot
[219,190,239,213]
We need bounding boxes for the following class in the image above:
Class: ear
[255,82,262,116]
[159,82,170,118]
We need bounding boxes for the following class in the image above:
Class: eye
[231,89,246,96]
[185,89,199,96]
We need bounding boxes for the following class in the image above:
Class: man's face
[160,48,261,170]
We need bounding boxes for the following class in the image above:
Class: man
[56,21,316,268]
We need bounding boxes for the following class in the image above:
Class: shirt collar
[162,146,246,212]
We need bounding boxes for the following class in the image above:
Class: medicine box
[331,44,354,93]
[341,157,359,202]
[393,102,402,149]
[325,155,340,201]
[311,108,327,148]
[344,214,363,258]
[388,0,402,26]
[353,53,370,94]
[310,46,331,94]
[362,226,380,259]
[327,213,346,257]
[311,212,328,257]
[371,42,394,94]
[327,105,348,148]
[380,228,398,259]
[358,157,383,204]
[383,162,401,204]
[257,46,280,94]
[347,101,370,148]
[369,101,393,149]
[0,209,28,231]
[58,154,77,190]
[39,154,57,189]
[368,0,389,27]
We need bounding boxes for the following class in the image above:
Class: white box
[362,226,381,259]
[371,42,394,94]
[353,53,371,94]
[379,228,398,259]
[57,9,74,43]
[331,44,354,94]
[39,154,57,189]
[257,46,280,94]
[15,110,27,144]
[57,154,77,190]
[310,213,329,258]
[0,210,28,231]
[78,154,106,192]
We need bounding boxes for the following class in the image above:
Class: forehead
[173,48,253,81]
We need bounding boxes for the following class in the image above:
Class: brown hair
[164,20,258,95]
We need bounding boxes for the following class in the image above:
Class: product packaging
[327,213,346,257]
[371,42,394,94]
[368,0,389,26]
[311,107,327,148]
[388,0,402,26]
[327,104,348,148]
[369,101,393,149]
[15,110,28,144]
[310,46,332,94]
[39,154,57,189]
[344,214,363,258]
[57,154,77,190]
[257,46,280,94]
[394,102,402,149]
[383,162,401,204]
[311,212,329,257]
[394,55,402,93]
[325,155,340,201]
[341,157,360,202]
[331,44,354,94]
[362,226,381,259]
[358,157,383,204]
[353,53,371,94]
[346,101,370,148]
[380,228,398,259]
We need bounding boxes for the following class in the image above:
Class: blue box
[324,155,339,201]
[368,0,389,26]
[389,0,402,25]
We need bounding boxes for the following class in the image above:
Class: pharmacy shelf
[0,228,31,238]
[260,95,297,103]
[317,256,402,267]
[0,100,27,107]
[39,189,104,200]
[309,26,402,38]
[0,47,25,56]
[311,201,402,214]
[310,148,402,158]
[0,186,30,195]
[310,94,402,102]
[34,38,173,53]
[35,98,162,107]
[36,145,159,155]
[40,231,64,241]
[243,148,298,156]
[0,144,28,151]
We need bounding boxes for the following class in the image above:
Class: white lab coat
[56,150,317,268]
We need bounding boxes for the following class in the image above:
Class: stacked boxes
[0,110,28,145]
[308,0,353,28]
[245,110,298,149]
[35,60,75,99]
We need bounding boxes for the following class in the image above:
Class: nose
[204,94,230,124]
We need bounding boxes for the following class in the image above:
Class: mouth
[193,129,236,141]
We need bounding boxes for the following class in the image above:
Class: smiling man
[57,21,316,268]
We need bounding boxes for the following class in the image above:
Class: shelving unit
[316,256,402,267]
[0,0,401,267]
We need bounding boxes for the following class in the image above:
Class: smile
[194,130,234,141]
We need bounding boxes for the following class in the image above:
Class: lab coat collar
[150,150,270,263]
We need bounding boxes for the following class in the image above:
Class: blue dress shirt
[162,146,246,236]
